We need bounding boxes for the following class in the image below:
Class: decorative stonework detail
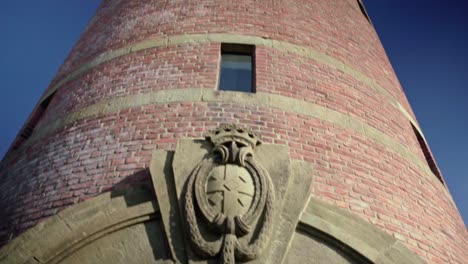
[184,124,275,264]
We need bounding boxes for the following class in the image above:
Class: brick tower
[1,1,467,263]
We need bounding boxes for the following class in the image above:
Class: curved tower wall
[1,0,467,263]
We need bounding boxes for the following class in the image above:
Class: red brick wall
[1,0,467,263]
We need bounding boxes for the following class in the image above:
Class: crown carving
[206,124,261,148]
[185,124,274,264]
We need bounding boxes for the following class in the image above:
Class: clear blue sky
[0,1,467,224]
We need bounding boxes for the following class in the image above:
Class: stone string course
[1,0,467,263]
[6,88,446,193]
[1,103,466,262]
[39,34,421,139]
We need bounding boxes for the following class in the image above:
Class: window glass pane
[219,53,252,92]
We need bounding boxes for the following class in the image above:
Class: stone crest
[150,124,313,264]
[184,124,275,263]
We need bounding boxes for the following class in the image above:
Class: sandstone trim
[39,33,423,137]
[18,89,447,196]
[299,197,426,264]
[0,186,161,264]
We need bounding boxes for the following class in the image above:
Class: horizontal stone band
[39,33,424,138]
[29,89,444,193]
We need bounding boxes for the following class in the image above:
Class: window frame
[411,123,444,185]
[218,43,256,93]
[357,0,371,23]
[9,92,56,152]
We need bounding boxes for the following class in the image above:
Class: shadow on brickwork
[0,168,172,263]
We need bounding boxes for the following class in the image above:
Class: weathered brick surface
[1,0,467,263]
[48,0,412,114]
[41,45,423,162]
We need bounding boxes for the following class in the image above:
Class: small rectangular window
[357,0,371,23]
[219,43,255,93]
[10,92,56,151]
[411,123,444,184]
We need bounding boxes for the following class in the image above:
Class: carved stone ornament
[150,124,313,264]
[184,124,275,264]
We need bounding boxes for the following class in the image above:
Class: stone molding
[39,33,421,137]
[0,135,425,264]
[298,197,425,264]
[0,177,426,264]
[0,186,160,264]
[3,31,440,189]
[5,88,447,195]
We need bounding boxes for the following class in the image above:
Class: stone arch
[0,160,425,264]
[0,185,170,264]
[285,197,425,264]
